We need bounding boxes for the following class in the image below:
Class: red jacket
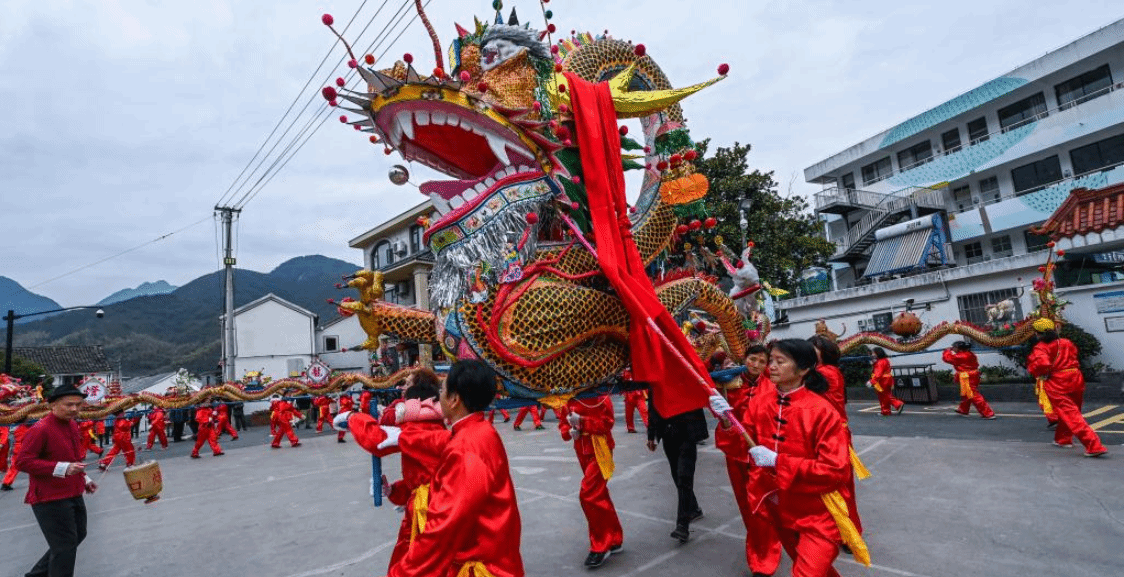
[271,401,298,425]
[314,396,332,416]
[148,409,166,430]
[195,407,216,429]
[215,404,230,422]
[111,416,135,441]
[559,395,615,454]
[348,413,448,505]
[338,395,354,414]
[816,365,847,422]
[1028,338,1084,395]
[870,358,893,391]
[15,415,86,505]
[359,391,373,414]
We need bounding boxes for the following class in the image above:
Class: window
[871,312,893,334]
[963,241,984,264]
[967,117,989,144]
[978,176,1001,202]
[941,128,962,154]
[952,185,974,211]
[998,92,1047,131]
[377,241,395,268]
[1056,64,1113,110]
[1069,134,1124,175]
[990,235,1013,258]
[840,172,855,191]
[896,141,933,170]
[957,288,1023,326]
[324,336,338,352]
[1024,230,1051,253]
[861,157,892,185]
[1011,155,1062,194]
[409,225,423,253]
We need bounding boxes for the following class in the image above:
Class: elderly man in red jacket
[15,383,99,577]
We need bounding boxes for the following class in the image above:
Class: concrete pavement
[1,401,1121,576]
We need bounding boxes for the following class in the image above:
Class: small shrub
[999,322,1103,380]
[930,369,953,387]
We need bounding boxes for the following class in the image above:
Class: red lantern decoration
[676,224,689,234]
[688,219,702,230]
[704,217,718,229]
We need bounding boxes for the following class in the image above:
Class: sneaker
[583,550,610,569]
[338,438,347,443]
[1047,420,1059,429]
[689,509,704,522]
[503,416,511,423]
[609,543,622,553]
[98,464,108,471]
[1084,449,1108,458]
[0,484,13,491]
[669,526,689,543]
[291,442,301,447]
[271,445,281,449]
[1052,442,1074,448]
[896,404,905,415]
[190,454,201,459]
[232,436,239,441]
[627,429,637,434]
[535,425,545,430]
[513,425,522,431]
[954,410,969,417]
[213,452,225,456]
[982,415,997,420]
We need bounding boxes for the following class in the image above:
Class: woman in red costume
[942,341,996,419]
[868,347,904,416]
[809,335,865,542]
[559,394,624,569]
[1027,319,1107,457]
[98,410,137,469]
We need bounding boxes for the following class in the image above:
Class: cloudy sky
[2,0,1121,307]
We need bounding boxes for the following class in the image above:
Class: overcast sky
[3,0,1122,307]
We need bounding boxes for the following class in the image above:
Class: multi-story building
[773,18,1124,366]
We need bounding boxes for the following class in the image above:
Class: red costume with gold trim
[941,349,995,418]
[146,408,168,449]
[314,396,334,432]
[100,415,137,468]
[191,407,222,457]
[271,400,301,448]
[559,395,623,555]
[1027,338,1106,454]
[387,412,523,577]
[815,365,863,535]
[870,358,903,415]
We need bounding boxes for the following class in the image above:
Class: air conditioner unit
[393,241,408,255]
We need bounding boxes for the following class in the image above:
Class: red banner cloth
[564,73,712,418]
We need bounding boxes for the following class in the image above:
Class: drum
[122,460,163,504]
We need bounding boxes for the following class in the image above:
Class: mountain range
[97,280,177,306]
[4,255,362,377]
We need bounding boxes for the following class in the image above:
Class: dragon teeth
[448,194,465,209]
[396,110,414,141]
[428,192,451,215]
[415,111,430,126]
[484,131,512,166]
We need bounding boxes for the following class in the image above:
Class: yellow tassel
[591,435,615,481]
[849,445,872,480]
[409,483,430,543]
[456,561,498,577]
[958,371,972,399]
[1035,378,1054,415]
[821,490,871,566]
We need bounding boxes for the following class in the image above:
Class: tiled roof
[12,346,113,375]
[1033,183,1124,239]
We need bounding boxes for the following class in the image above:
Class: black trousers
[233,413,246,431]
[661,434,700,528]
[27,496,87,577]
[171,421,185,442]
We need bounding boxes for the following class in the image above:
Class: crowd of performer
[2,318,1110,576]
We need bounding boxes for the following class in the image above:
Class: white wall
[233,299,315,381]
[318,315,371,373]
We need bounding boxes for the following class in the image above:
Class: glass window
[1069,133,1124,175]
[978,176,1000,202]
[324,336,338,352]
[990,235,1013,258]
[956,288,1023,326]
[967,117,989,144]
[998,92,1047,131]
[409,225,423,253]
[952,185,973,211]
[1024,230,1050,253]
[861,157,892,185]
[941,128,962,154]
[1056,64,1113,110]
[381,242,395,267]
[896,141,933,170]
[1011,155,1062,194]
[963,241,984,264]
[840,172,855,191]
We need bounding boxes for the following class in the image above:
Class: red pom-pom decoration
[656,160,669,171]
[339,115,348,123]
[1056,250,1066,257]
[326,299,336,304]
[689,219,702,230]
[341,348,348,352]
[321,86,338,101]
[571,201,580,210]
[643,146,651,153]
[384,147,393,155]
[533,101,542,111]
[563,139,572,146]
[629,205,637,213]
[555,126,570,139]
[704,217,717,228]
[670,153,682,165]
[559,84,567,94]
[619,125,628,136]
[571,175,581,184]
[554,63,563,72]
[365,54,376,65]
[684,150,698,161]
[328,99,338,107]
[676,224,689,234]
[477,81,489,92]
[1046,241,1055,248]
[735,260,745,268]
[525,213,539,224]
[432,67,444,79]
[1038,266,1047,272]
[348,59,358,69]
[334,283,344,289]
[550,45,559,54]
[335,77,345,87]
[547,23,557,33]
[353,124,361,130]
[369,135,380,143]
[403,53,413,64]
[321,14,334,26]
[559,104,569,114]
[459,71,471,82]
[634,44,646,56]
[747,241,755,248]
[717,63,730,75]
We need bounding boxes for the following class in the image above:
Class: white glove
[865,380,873,388]
[749,445,778,468]
[566,412,581,431]
[708,394,732,415]
[333,411,352,430]
[376,425,401,450]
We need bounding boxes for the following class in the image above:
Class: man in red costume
[15,384,99,577]
[942,341,996,419]
[2,419,31,491]
[98,411,137,470]
[1027,319,1107,457]
[190,404,224,458]
[270,395,302,449]
[360,390,373,415]
[512,404,544,430]
[214,401,239,440]
[314,395,334,432]
[559,394,623,569]
[77,420,102,459]
[868,347,904,416]
[337,372,449,572]
[621,368,649,433]
[337,394,354,443]
[386,360,523,577]
[145,407,169,450]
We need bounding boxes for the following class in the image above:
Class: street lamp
[738,196,754,248]
[4,307,105,375]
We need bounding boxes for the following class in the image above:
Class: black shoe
[627,429,637,433]
[190,454,201,459]
[1047,420,1059,429]
[513,425,522,431]
[338,438,347,443]
[213,452,225,456]
[896,404,905,415]
[583,550,610,569]
[670,526,689,543]
[0,484,12,491]
[689,509,704,522]
[609,543,622,553]
[535,425,545,430]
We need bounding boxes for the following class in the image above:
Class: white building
[774,18,1124,367]
[229,293,317,381]
[316,314,370,374]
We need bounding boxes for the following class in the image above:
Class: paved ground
[1,400,1122,577]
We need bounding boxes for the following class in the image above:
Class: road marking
[1082,404,1118,419]
[1089,411,1124,432]
[280,540,395,577]
[856,438,888,456]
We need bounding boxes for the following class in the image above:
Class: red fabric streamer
[564,73,711,418]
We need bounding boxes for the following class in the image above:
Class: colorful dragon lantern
[323,6,743,402]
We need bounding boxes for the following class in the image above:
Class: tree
[0,353,53,391]
[692,140,836,293]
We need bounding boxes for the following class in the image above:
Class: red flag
[565,73,712,418]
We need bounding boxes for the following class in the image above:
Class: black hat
[48,383,86,402]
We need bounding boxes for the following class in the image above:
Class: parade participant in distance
[14,384,99,577]
[385,360,523,577]
[270,395,302,449]
[214,400,239,440]
[559,393,623,569]
[1,422,10,475]
[621,368,649,433]
[942,341,996,419]
[336,369,449,572]
[337,393,355,443]
[190,403,224,459]
[512,404,544,431]
[314,395,334,433]
[98,410,137,470]
[867,347,904,416]
[1027,319,1107,457]
[712,339,864,576]
[145,406,169,451]
[2,418,31,491]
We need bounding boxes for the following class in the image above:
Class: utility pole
[215,206,241,383]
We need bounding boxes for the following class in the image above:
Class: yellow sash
[456,562,498,577]
[849,445,872,480]
[591,435,615,481]
[409,484,430,543]
[1034,378,1054,416]
[821,490,871,566]
[957,370,976,399]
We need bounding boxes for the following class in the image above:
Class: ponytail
[804,369,829,394]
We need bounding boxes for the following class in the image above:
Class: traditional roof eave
[1032,182,1124,240]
